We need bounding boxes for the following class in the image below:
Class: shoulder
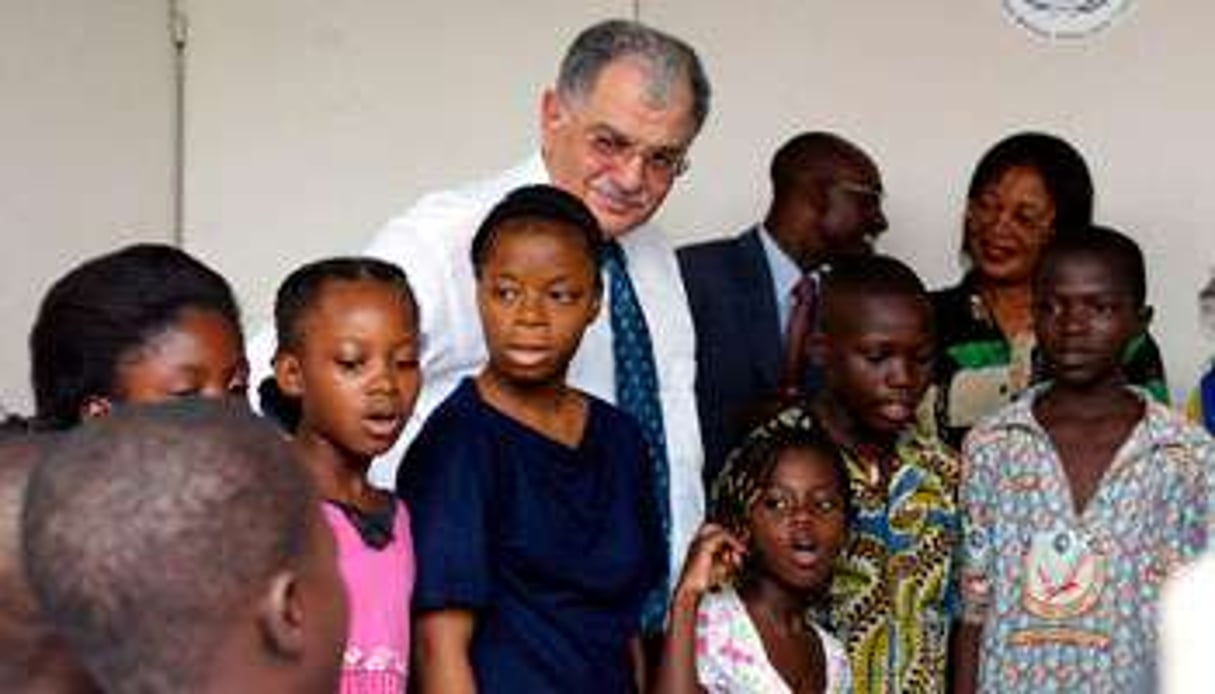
[399,380,491,488]
[961,393,1039,456]
[1143,396,1215,462]
[586,393,648,455]
[677,229,760,276]
[363,156,544,267]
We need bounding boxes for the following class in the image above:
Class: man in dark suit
[678,132,888,485]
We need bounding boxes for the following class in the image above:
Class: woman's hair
[29,244,242,430]
[965,132,1094,237]
[469,184,604,286]
[709,408,851,539]
[263,256,417,432]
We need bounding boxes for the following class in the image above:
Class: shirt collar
[758,224,803,298]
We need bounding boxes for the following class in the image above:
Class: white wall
[650,0,1215,398]
[0,1,175,415]
[4,1,1214,413]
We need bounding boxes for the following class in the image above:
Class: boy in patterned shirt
[952,226,1212,692]
[753,254,961,692]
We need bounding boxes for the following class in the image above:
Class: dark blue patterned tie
[602,240,670,632]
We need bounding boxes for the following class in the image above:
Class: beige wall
[4,1,1214,414]
[0,1,174,415]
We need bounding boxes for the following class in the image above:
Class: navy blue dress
[398,378,663,693]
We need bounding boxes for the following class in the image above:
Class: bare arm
[415,609,477,694]
[949,621,982,694]
[653,524,746,694]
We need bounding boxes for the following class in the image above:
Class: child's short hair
[710,409,852,538]
[21,400,316,693]
[273,256,417,354]
[819,253,932,334]
[469,184,604,281]
[29,243,242,430]
[1035,224,1148,308]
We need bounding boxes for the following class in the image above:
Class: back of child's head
[1035,224,1147,308]
[22,399,342,693]
[818,253,932,336]
[469,184,604,283]
[710,410,852,539]
[0,431,95,693]
[29,243,243,430]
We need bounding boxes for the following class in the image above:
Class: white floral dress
[696,586,851,693]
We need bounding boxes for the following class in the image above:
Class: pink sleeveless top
[322,500,414,693]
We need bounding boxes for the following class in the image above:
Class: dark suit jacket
[678,227,784,489]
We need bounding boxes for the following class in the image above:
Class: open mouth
[505,345,551,367]
[789,539,822,568]
[363,410,403,439]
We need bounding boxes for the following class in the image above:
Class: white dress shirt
[756,224,802,335]
[247,154,705,576]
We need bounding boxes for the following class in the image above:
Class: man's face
[540,58,698,238]
[778,158,887,269]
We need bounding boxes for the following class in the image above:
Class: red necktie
[779,274,817,400]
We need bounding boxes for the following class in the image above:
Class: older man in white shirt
[248,18,709,613]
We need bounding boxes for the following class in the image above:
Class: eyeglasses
[581,123,690,182]
[967,195,1052,234]
[829,179,884,202]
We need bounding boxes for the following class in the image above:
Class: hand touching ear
[673,523,747,600]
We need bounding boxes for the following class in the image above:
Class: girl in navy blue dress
[399,185,663,693]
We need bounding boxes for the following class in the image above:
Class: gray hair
[557,19,711,133]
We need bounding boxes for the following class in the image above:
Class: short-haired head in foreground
[22,400,347,694]
[0,431,95,693]
[29,243,247,431]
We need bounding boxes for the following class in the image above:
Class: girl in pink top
[270,257,422,692]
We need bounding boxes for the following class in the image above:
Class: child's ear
[273,352,305,398]
[258,570,305,660]
[808,331,831,368]
[79,395,113,421]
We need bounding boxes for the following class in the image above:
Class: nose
[887,357,914,388]
[612,152,646,193]
[368,361,401,395]
[516,290,548,325]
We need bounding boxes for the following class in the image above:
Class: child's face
[476,220,601,386]
[817,293,934,441]
[746,447,847,593]
[1034,253,1144,389]
[281,280,421,459]
[115,308,248,405]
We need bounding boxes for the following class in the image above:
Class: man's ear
[258,570,305,660]
[79,395,113,421]
[540,88,569,135]
[273,353,305,398]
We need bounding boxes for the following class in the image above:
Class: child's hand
[674,523,747,600]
